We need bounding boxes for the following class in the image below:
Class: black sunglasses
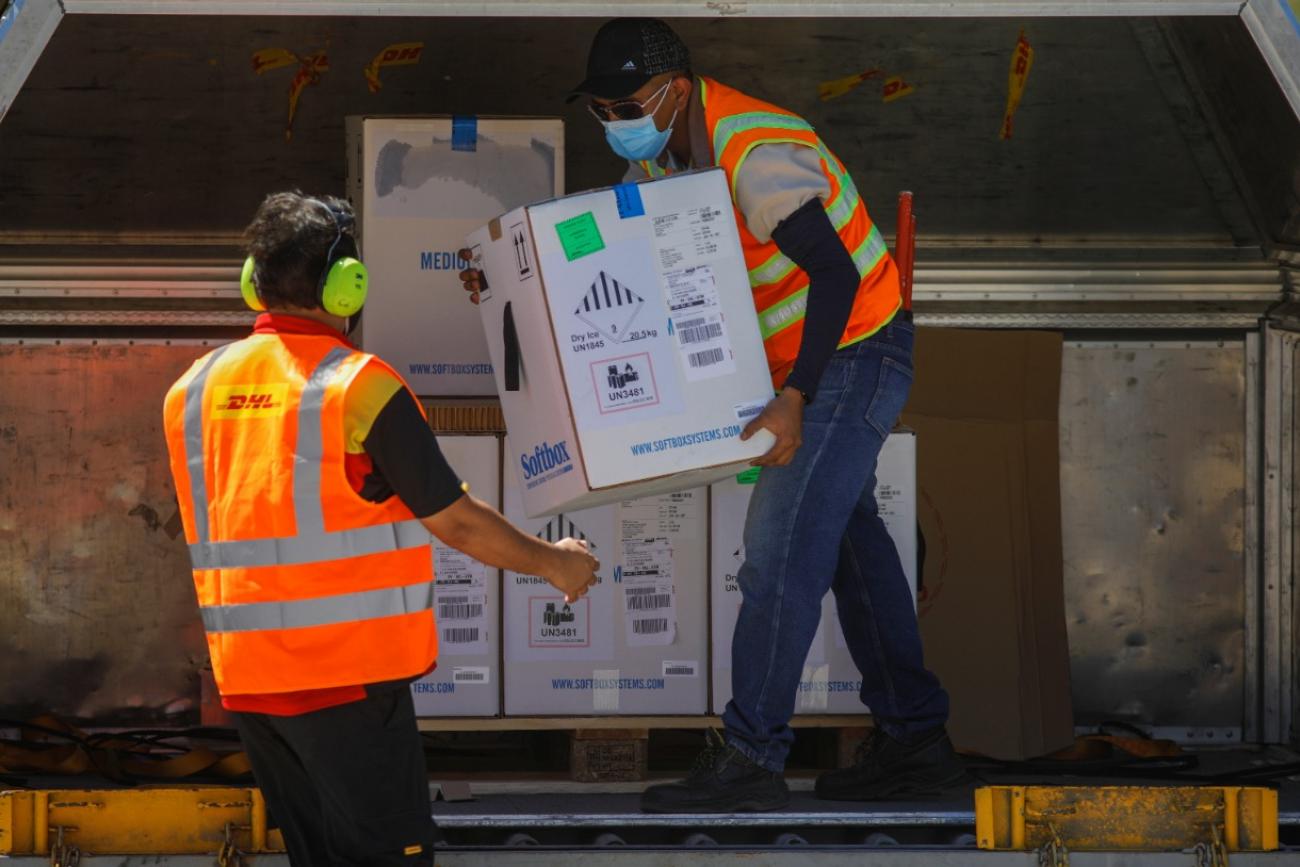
[587,80,672,123]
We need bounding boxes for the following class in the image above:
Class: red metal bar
[906,212,917,311]
[896,191,915,311]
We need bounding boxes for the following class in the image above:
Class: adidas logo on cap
[622,59,637,71]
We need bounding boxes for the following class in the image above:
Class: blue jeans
[721,315,950,772]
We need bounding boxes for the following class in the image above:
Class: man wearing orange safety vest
[165,192,599,864]
[465,19,963,813]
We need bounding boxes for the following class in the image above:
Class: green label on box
[555,212,605,261]
[736,467,761,485]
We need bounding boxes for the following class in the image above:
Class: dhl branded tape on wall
[882,76,915,103]
[251,46,328,142]
[1000,30,1034,140]
[364,42,425,93]
[818,68,883,101]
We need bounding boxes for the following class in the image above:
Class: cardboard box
[346,116,564,397]
[502,438,709,715]
[465,169,776,518]
[709,433,918,715]
[410,435,502,717]
[901,328,1073,760]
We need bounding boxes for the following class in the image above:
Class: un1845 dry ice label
[547,236,685,432]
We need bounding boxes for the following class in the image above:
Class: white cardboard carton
[411,435,502,716]
[346,116,564,396]
[710,432,918,715]
[466,169,776,518]
[502,438,708,715]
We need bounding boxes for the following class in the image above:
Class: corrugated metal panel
[0,256,1279,331]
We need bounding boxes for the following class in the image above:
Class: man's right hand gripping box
[466,168,776,518]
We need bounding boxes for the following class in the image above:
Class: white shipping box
[710,433,918,715]
[346,116,564,396]
[502,438,708,715]
[466,168,776,518]
[411,435,502,716]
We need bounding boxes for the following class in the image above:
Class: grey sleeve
[623,161,649,183]
[732,143,832,244]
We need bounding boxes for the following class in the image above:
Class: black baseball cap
[567,18,691,103]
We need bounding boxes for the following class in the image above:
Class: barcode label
[438,603,484,620]
[688,348,726,368]
[632,618,669,635]
[443,627,480,644]
[676,317,724,345]
[439,595,470,604]
[628,593,672,611]
[453,667,489,683]
[626,585,662,596]
[735,401,765,421]
[663,660,699,678]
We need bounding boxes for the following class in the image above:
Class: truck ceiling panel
[0,16,1260,243]
[58,1,1247,17]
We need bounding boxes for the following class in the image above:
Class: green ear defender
[239,197,368,317]
[240,255,266,312]
[319,255,368,318]
[314,199,368,318]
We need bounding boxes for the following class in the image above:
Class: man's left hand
[741,387,804,467]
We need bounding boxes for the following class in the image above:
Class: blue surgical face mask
[601,83,678,162]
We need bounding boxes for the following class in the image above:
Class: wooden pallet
[423,399,506,433]
[416,716,875,783]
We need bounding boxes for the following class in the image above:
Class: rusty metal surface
[0,344,208,723]
[1060,341,1247,729]
[976,785,1279,851]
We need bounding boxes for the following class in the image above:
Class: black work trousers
[233,685,436,866]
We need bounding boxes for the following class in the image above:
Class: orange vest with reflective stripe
[641,77,901,389]
[162,331,438,695]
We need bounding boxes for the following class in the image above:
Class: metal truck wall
[0,343,207,722]
[1060,339,1248,738]
[0,335,1256,730]
[0,13,1290,730]
[0,14,1272,245]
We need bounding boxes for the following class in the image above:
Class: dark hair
[243,191,358,310]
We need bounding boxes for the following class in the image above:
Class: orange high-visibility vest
[641,76,902,389]
[163,331,437,695]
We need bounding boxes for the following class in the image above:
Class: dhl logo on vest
[211,384,290,419]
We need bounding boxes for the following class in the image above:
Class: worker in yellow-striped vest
[460,18,965,813]
[166,191,598,864]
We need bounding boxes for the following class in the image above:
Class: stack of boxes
[349,121,918,720]
[348,115,566,717]
[411,435,502,716]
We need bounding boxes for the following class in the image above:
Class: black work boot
[641,729,791,813]
[815,726,970,801]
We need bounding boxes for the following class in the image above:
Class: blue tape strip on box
[452,115,478,152]
[614,183,645,219]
